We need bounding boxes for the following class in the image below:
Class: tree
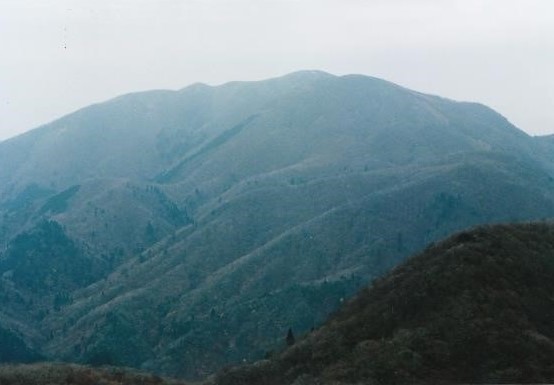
[286,328,295,346]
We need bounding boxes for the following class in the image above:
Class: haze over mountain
[1,71,554,379]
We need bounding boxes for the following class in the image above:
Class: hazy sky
[1,0,553,141]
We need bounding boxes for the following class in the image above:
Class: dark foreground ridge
[0,363,189,385]
[212,222,554,384]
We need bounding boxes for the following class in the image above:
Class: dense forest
[213,223,554,384]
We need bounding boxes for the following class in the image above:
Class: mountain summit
[0,71,553,378]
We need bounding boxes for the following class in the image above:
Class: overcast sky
[1,0,553,141]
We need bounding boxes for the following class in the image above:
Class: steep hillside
[535,134,554,168]
[0,327,41,364]
[1,71,554,378]
[45,153,554,379]
[213,223,554,385]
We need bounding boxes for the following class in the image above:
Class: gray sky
[1,0,553,141]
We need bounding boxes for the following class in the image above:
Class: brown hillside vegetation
[212,222,554,384]
[0,363,189,385]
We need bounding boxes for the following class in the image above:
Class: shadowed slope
[0,363,188,385]
[213,223,554,384]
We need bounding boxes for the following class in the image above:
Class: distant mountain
[1,71,554,378]
[212,223,554,384]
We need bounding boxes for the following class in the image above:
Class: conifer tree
[286,328,295,346]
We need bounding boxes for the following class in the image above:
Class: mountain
[212,222,554,385]
[1,71,554,378]
[534,133,554,166]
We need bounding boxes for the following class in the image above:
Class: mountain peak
[280,69,336,79]
[1,70,553,381]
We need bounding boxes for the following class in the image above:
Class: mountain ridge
[212,222,554,384]
[1,70,554,378]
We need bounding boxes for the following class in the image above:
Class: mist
[1,0,553,140]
